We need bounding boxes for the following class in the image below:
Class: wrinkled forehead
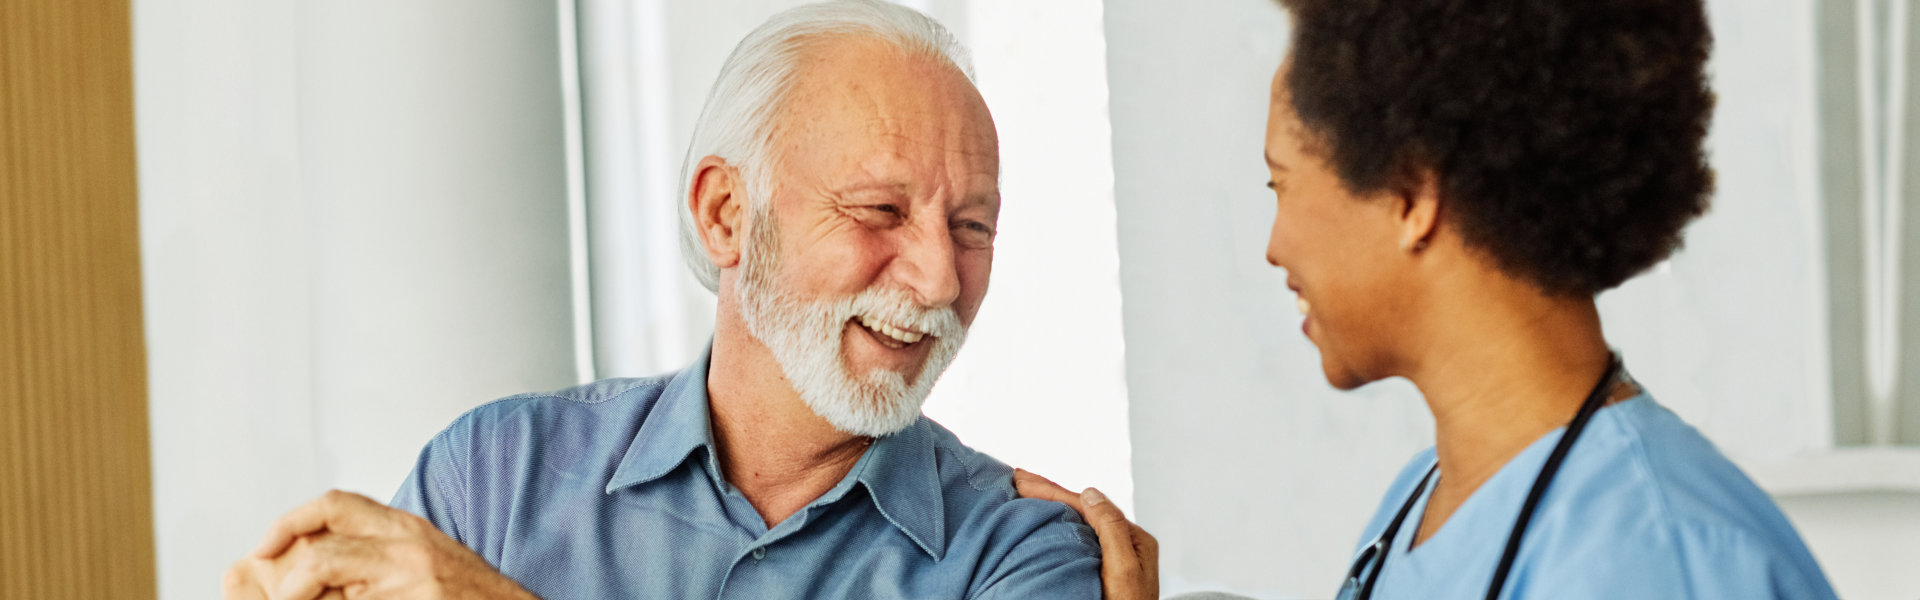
[770,36,1000,192]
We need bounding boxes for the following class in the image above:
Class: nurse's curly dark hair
[1277,0,1715,296]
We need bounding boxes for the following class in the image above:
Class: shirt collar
[605,345,718,493]
[854,416,947,560]
[601,343,949,560]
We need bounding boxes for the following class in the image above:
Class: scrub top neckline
[1389,395,1652,576]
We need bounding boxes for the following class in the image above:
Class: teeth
[857,315,925,345]
[1296,296,1311,316]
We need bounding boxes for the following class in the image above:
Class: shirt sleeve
[389,419,472,545]
[968,501,1104,600]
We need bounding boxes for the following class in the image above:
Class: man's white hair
[675,0,976,292]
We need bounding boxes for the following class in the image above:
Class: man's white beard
[735,210,967,438]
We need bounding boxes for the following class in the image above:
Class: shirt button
[752,547,767,560]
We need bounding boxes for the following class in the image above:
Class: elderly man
[222,1,1101,598]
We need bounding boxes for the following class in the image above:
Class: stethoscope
[1336,354,1627,600]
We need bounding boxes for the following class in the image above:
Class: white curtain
[575,0,716,379]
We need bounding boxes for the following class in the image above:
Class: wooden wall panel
[0,0,157,597]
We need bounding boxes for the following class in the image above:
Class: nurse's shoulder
[1526,396,1838,600]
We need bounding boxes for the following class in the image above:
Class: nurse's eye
[1266,179,1288,198]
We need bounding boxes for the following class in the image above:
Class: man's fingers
[223,557,273,600]
[270,534,378,600]
[253,490,387,558]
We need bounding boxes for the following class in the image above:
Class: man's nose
[892,222,962,309]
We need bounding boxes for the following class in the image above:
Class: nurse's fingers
[1078,487,1157,600]
[1013,469,1082,505]
[1127,518,1160,598]
[1077,487,1138,571]
[1012,470,1158,599]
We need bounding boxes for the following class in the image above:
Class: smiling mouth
[853,315,926,349]
[1286,279,1310,317]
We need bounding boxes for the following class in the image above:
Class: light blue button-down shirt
[1349,394,1837,599]
[390,347,1101,599]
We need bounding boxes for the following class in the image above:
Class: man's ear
[1394,167,1441,253]
[690,155,748,270]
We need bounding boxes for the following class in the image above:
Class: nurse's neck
[1401,269,1612,548]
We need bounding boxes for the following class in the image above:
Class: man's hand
[225,537,346,600]
[1013,469,1159,600]
[223,490,538,600]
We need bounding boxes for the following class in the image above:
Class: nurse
[1016,0,1840,598]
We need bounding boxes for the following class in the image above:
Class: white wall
[135,2,577,599]
[575,0,719,378]
[1102,0,1920,598]
[1779,492,1920,599]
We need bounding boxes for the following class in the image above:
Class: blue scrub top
[1350,395,1838,599]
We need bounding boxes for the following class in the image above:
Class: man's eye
[857,204,905,225]
[953,221,995,248]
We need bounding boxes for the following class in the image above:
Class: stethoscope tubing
[1484,355,1622,599]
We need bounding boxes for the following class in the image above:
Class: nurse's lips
[1287,280,1312,336]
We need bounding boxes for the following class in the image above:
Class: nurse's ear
[1392,166,1442,254]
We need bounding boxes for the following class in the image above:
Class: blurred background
[4,0,1918,598]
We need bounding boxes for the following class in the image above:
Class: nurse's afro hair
[1277,0,1715,297]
